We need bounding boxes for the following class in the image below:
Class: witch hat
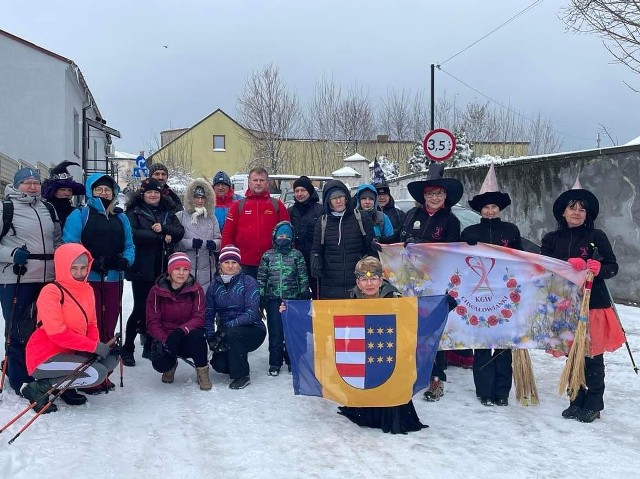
[407,163,463,207]
[468,162,511,212]
[552,174,599,222]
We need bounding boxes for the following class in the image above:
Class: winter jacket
[26,243,99,374]
[461,218,523,250]
[221,189,290,267]
[541,224,617,309]
[161,185,183,212]
[47,196,75,228]
[146,274,205,344]
[125,193,185,282]
[354,184,394,241]
[257,223,310,300]
[288,191,323,267]
[63,174,135,283]
[205,272,265,337]
[175,179,222,290]
[398,206,460,243]
[349,279,402,299]
[380,196,406,239]
[214,189,242,232]
[310,180,376,299]
[0,184,62,284]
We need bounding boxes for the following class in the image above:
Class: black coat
[541,224,617,309]
[125,195,185,282]
[381,198,405,239]
[461,218,522,250]
[288,192,323,267]
[310,180,376,299]
[398,207,460,243]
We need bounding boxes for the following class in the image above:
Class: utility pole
[596,132,601,148]
[430,64,436,131]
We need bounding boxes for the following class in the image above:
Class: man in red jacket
[221,167,289,278]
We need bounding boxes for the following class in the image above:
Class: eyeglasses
[356,274,381,282]
[424,191,446,198]
[93,187,112,194]
[21,181,41,187]
[329,196,345,201]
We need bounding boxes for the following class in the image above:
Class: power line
[437,66,594,142]
[440,0,544,67]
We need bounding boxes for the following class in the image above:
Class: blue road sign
[133,167,149,178]
[135,156,146,168]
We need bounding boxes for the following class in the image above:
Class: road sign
[135,155,146,168]
[133,167,149,178]
[423,129,456,162]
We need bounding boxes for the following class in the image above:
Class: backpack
[17,281,89,345]
[320,208,365,245]
[79,205,127,229]
[1,199,58,241]
[236,196,280,216]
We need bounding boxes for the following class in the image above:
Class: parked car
[394,199,540,253]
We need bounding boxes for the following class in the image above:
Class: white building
[0,28,120,182]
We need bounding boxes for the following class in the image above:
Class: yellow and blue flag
[282,295,449,407]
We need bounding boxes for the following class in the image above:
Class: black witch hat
[407,163,463,207]
[42,161,85,199]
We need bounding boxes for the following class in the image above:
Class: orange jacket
[26,243,99,374]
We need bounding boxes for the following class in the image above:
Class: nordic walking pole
[5,334,119,444]
[0,247,27,399]
[209,249,213,284]
[118,272,124,387]
[194,246,200,285]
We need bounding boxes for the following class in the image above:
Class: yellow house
[147,108,530,178]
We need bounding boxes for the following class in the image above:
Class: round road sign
[423,129,456,162]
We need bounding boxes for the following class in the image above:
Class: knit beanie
[140,178,163,193]
[359,190,376,201]
[274,222,293,239]
[148,163,168,176]
[71,253,89,266]
[167,252,191,273]
[92,176,114,191]
[293,176,315,196]
[219,245,241,264]
[212,171,232,187]
[14,168,41,188]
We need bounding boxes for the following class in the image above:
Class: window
[73,109,80,157]
[213,135,225,151]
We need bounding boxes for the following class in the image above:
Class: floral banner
[379,243,588,354]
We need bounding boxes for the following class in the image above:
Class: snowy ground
[0,283,639,479]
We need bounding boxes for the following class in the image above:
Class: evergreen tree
[450,130,474,167]
[372,155,399,181]
[407,142,429,173]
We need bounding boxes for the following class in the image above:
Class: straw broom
[513,349,539,406]
[557,271,594,400]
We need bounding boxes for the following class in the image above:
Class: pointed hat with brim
[407,163,463,207]
[552,176,599,222]
[468,162,511,212]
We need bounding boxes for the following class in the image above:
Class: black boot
[21,379,58,414]
[59,388,87,406]
[561,404,581,419]
[576,409,601,423]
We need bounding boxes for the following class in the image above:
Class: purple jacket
[146,275,205,343]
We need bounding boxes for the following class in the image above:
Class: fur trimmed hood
[183,178,216,215]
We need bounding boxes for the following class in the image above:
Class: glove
[109,345,122,359]
[148,339,165,362]
[371,239,382,252]
[13,247,29,266]
[567,257,587,271]
[91,257,107,275]
[94,342,111,360]
[206,240,216,252]
[465,237,478,246]
[586,259,601,276]
[208,331,229,354]
[310,253,322,278]
[298,290,312,300]
[404,237,421,247]
[113,257,129,271]
[192,238,203,250]
[165,329,185,354]
[445,294,458,312]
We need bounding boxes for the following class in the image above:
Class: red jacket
[221,189,289,266]
[26,243,99,374]
[146,275,205,343]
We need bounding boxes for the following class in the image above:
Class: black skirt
[337,400,427,434]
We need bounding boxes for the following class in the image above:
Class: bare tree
[409,90,430,142]
[336,84,375,158]
[237,63,301,173]
[528,113,564,154]
[379,88,413,162]
[561,1,640,89]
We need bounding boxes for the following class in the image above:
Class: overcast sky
[3,0,639,156]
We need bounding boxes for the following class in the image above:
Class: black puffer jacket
[125,194,185,282]
[398,206,460,243]
[288,191,323,267]
[381,196,405,239]
[310,180,376,299]
[541,224,617,309]
[461,218,522,250]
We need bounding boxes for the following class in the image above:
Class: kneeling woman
[24,244,118,413]
[146,252,211,390]
[205,245,266,390]
[337,256,427,434]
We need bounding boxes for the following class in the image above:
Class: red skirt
[589,307,626,356]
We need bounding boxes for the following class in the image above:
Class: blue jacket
[354,184,394,239]
[63,173,135,282]
[205,272,265,337]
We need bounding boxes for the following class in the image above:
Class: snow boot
[423,377,444,402]
[229,376,250,390]
[268,366,280,377]
[21,379,58,414]
[495,397,509,407]
[162,363,178,384]
[561,404,581,419]
[196,366,212,391]
[480,397,494,406]
[576,409,601,423]
[121,349,136,367]
[59,388,87,406]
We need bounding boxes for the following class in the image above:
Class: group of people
[0,160,624,434]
